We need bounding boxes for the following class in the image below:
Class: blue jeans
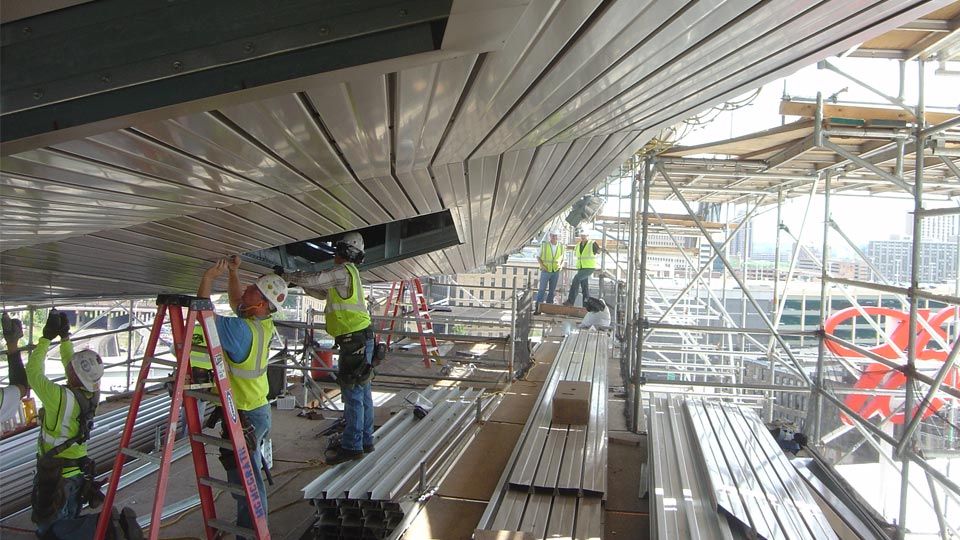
[536,271,560,304]
[35,475,101,539]
[341,338,375,452]
[227,403,270,539]
[566,268,593,305]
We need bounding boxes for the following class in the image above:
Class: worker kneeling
[28,310,142,540]
[197,256,287,539]
[288,232,376,464]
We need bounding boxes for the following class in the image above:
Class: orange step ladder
[95,294,270,539]
[380,279,438,368]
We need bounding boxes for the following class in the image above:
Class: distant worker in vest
[2,313,29,422]
[564,228,601,307]
[535,231,565,312]
[287,232,376,465]
[27,310,142,540]
[197,256,288,539]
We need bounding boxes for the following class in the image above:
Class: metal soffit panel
[648,394,839,540]
[1,0,950,302]
[477,330,608,540]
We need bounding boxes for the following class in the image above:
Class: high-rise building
[866,239,958,283]
[907,213,960,242]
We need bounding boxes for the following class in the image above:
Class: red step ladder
[381,279,438,368]
[95,294,270,539]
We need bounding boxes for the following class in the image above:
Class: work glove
[42,310,63,340]
[58,313,71,340]
[2,313,23,343]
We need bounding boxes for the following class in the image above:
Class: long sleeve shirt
[26,338,87,476]
[288,266,352,301]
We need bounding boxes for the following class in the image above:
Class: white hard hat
[255,274,289,311]
[578,228,592,236]
[71,350,104,392]
[339,232,364,252]
[548,230,560,236]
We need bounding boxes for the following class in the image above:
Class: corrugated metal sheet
[648,394,839,540]
[477,330,608,540]
[1,0,947,301]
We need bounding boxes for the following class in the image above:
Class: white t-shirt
[579,308,611,330]
[0,385,23,422]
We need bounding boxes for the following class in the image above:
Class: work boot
[363,444,375,454]
[119,507,144,540]
[325,445,364,465]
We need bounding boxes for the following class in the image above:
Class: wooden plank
[402,496,488,540]
[660,120,813,157]
[489,380,543,424]
[780,100,958,124]
[537,303,586,317]
[437,421,524,501]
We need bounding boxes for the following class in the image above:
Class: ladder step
[208,519,255,538]
[185,382,216,390]
[191,433,234,450]
[144,376,176,384]
[121,447,161,466]
[184,389,220,403]
[198,476,246,496]
[146,356,179,369]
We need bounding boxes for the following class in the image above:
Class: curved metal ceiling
[0,0,951,302]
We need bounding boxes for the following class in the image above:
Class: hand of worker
[227,254,241,273]
[203,259,228,280]
[42,310,63,340]
[2,313,23,345]
[58,313,71,340]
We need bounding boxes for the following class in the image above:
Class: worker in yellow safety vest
[564,228,601,307]
[287,232,377,465]
[26,310,142,540]
[197,256,287,539]
[536,231,565,311]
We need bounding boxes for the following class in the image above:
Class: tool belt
[217,410,258,472]
[335,326,375,388]
[31,452,102,524]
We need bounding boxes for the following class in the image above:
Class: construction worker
[27,310,142,540]
[196,256,287,539]
[1,313,28,422]
[564,228,601,307]
[535,231,565,311]
[287,232,375,464]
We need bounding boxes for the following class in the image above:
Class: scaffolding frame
[616,58,960,539]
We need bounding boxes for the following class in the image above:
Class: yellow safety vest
[540,242,563,273]
[27,339,87,477]
[226,318,274,411]
[189,324,212,370]
[576,241,597,269]
[325,264,371,338]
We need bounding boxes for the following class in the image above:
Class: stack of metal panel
[648,394,838,539]
[478,331,608,539]
[302,386,491,540]
[0,393,178,514]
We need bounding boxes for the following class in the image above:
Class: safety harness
[31,388,102,524]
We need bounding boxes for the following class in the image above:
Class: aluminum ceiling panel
[395,55,478,172]
[477,0,673,155]
[574,1,923,139]
[52,131,264,202]
[133,114,316,195]
[2,0,948,301]
[466,154,499,265]
[290,189,367,231]
[487,146,536,256]
[304,78,391,181]
[361,175,418,219]
[434,0,601,164]
[1,151,222,208]
[395,169,443,215]
[217,94,354,188]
